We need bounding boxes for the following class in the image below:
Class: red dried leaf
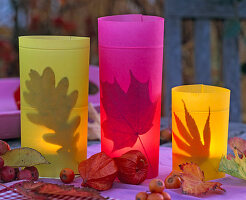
[15,185,46,200]
[16,181,105,199]
[21,181,45,190]
[179,163,225,196]
[228,137,246,156]
[0,182,45,200]
[78,152,117,191]
[101,71,157,152]
[35,183,104,199]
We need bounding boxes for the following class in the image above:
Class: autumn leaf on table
[14,181,106,199]
[173,100,211,157]
[15,185,47,200]
[101,71,157,152]
[219,137,246,180]
[24,67,81,159]
[2,147,49,167]
[228,137,246,157]
[179,163,225,196]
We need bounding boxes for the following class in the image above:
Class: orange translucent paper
[172,85,230,180]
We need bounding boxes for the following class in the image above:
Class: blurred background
[0,0,246,122]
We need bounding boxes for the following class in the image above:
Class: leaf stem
[138,136,154,176]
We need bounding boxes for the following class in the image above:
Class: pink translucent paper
[98,14,164,178]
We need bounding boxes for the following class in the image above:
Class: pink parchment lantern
[98,14,164,178]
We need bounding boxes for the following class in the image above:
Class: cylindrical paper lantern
[19,36,90,177]
[98,14,164,178]
[172,85,230,180]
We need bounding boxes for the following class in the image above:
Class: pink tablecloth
[0,144,246,200]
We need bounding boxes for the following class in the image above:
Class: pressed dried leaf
[173,130,192,154]
[16,181,106,199]
[219,149,246,180]
[179,163,225,196]
[173,112,192,145]
[1,147,49,167]
[35,183,105,199]
[24,67,81,161]
[183,100,200,141]
[101,71,157,151]
[181,173,224,196]
[173,101,211,157]
[78,152,117,191]
[15,185,47,200]
[228,137,246,156]
[179,162,204,181]
[21,181,46,190]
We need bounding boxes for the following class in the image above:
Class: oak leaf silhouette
[101,71,157,152]
[173,100,211,157]
[23,67,81,157]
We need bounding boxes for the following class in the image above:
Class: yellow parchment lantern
[172,85,230,180]
[19,36,90,177]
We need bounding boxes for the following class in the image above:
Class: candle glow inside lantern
[98,14,164,178]
[19,36,90,177]
[172,85,230,180]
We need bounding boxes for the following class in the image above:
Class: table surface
[1,143,245,200]
[3,118,246,200]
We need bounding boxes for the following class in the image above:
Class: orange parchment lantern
[172,85,230,180]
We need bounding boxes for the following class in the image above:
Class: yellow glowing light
[19,36,90,177]
[172,84,230,181]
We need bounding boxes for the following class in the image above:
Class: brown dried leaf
[24,67,81,160]
[173,101,211,157]
[35,183,105,199]
[15,181,106,199]
[21,181,46,190]
[179,163,225,196]
[179,162,204,182]
[228,137,246,156]
[15,185,47,200]
[181,173,224,196]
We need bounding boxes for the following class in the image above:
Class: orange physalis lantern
[172,85,230,180]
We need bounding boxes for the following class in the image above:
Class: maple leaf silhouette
[173,100,211,157]
[24,67,80,159]
[101,71,157,152]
